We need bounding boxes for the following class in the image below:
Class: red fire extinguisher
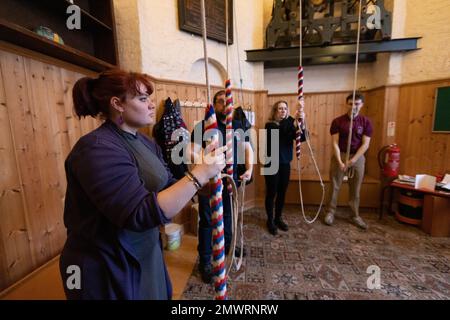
[378,144,401,178]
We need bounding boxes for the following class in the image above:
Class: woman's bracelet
[185,171,203,190]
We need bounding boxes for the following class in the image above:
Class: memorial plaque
[178,0,233,44]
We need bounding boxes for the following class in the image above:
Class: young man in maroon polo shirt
[324,93,373,230]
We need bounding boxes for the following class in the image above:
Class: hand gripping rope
[296,1,325,225]
[200,0,227,300]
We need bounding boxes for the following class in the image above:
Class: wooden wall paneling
[60,69,82,148]
[312,93,323,175]
[298,94,310,175]
[148,81,166,137]
[50,68,72,160]
[0,56,34,290]
[195,86,207,128]
[243,90,254,113]
[252,91,269,203]
[154,82,167,117]
[177,84,196,132]
[382,86,400,146]
[231,89,240,108]
[410,84,423,174]
[323,93,337,177]
[396,84,411,175]
[364,88,385,179]
[313,94,324,174]
[44,67,72,240]
[24,58,64,257]
[0,52,51,268]
[241,91,259,206]
[190,85,203,132]
[166,84,179,102]
[395,80,450,176]
[411,84,423,174]
[424,83,440,174]
[421,84,437,174]
[41,64,69,248]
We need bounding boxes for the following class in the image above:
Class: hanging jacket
[153,98,189,179]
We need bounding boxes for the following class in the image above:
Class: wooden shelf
[0,19,115,72]
[0,0,118,71]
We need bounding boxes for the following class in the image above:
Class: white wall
[113,0,449,93]
[401,0,450,84]
[264,64,375,94]
[113,0,142,72]
[136,0,265,90]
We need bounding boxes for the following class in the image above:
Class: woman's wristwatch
[185,171,203,190]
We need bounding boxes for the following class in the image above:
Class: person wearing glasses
[190,90,253,284]
[323,93,373,230]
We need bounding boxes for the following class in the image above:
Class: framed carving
[178,0,233,44]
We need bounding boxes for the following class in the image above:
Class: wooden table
[382,181,450,237]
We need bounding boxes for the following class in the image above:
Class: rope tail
[296,1,325,224]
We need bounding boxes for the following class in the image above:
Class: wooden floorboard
[0,234,199,300]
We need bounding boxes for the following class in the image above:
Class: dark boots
[266,202,288,235]
[198,262,213,284]
[267,219,278,235]
[274,216,289,231]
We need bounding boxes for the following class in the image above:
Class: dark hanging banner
[178,0,233,44]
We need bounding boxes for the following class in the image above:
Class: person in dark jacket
[60,69,226,300]
[264,100,306,235]
[190,91,254,284]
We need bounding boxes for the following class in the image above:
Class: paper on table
[415,174,437,191]
[442,174,450,184]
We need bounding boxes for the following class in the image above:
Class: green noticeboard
[433,86,450,133]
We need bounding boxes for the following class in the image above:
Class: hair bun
[73,77,99,118]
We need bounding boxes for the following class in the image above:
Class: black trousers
[197,182,232,266]
[264,163,291,222]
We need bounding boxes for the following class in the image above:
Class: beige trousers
[326,153,365,217]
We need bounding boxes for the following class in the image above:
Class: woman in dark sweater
[60,69,225,299]
[264,100,306,235]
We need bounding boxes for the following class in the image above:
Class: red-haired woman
[60,69,225,300]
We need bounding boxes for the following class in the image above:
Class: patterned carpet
[181,206,450,300]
